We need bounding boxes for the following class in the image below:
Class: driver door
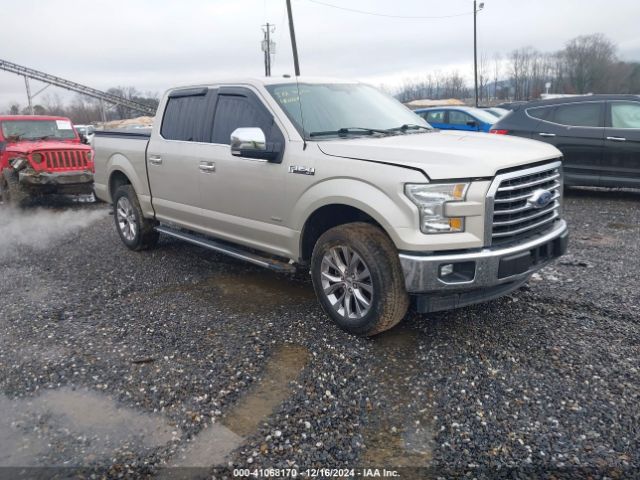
[198,86,290,256]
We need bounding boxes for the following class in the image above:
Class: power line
[307,0,472,19]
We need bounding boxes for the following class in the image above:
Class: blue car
[414,106,497,132]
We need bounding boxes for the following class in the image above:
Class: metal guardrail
[0,58,156,116]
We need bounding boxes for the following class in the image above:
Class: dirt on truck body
[0,115,95,207]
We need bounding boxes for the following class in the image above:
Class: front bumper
[399,220,568,311]
[19,170,94,195]
[19,170,94,186]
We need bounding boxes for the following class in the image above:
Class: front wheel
[112,185,159,250]
[1,169,28,207]
[311,222,409,336]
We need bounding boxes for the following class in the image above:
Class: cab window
[610,102,640,128]
[448,110,474,126]
[552,102,603,127]
[423,110,445,123]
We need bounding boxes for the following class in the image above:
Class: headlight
[9,157,28,171]
[405,183,469,233]
[32,153,43,164]
[86,151,94,160]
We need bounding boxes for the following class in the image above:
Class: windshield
[75,126,88,135]
[266,83,430,138]
[1,119,77,141]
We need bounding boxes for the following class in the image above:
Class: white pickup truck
[93,77,568,336]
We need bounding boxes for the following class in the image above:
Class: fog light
[438,261,476,284]
[440,263,454,276]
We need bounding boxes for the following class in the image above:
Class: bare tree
[560,34,617,93]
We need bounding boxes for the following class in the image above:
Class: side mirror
[230,127,280,162]
[80,134,90,144]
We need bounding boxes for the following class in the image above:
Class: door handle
[199,161,215,173]
[539,132,556,137]
[606,136,626,142]
[148,155,163,165]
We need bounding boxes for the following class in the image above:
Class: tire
[112,184,159,251]
[310,222,409,336]
[1,169,28,207]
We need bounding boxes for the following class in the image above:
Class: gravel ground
[0,189,638,479]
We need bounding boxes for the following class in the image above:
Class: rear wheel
[311,222,409,336]
[0,169,28,207]
[112,184,159,250]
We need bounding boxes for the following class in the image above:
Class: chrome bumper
[399,220,568,294]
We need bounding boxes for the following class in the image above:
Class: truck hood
[5,140,90,155]
[317,130,561,180]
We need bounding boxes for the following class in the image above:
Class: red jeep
[0,115,95,206]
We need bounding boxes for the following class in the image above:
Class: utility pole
[473,1,484,107]
[262,23,275,76]
[24,76,34,115]
[286,0,301,76]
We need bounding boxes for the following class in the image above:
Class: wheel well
[300,204,384,262]
[109,170,131,200]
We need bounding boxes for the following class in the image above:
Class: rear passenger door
[147,88,217,227]
[534,101,605,186]
[603,100,640,187]
[198,86,290,256]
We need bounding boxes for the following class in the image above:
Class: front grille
[42,150,90,171]
[490,162,562,246]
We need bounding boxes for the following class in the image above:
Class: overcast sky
[2,0,640,110]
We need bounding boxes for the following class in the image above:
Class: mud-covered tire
[1,169,28,207]
[112,184,159,251]
[311,222,409,336]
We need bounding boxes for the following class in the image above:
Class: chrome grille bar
[485,160,563,246]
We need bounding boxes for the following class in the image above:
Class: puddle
[168,424,243,468]
[0,388,179,467]
[362,327,432,467]
[168,344,309,467]
[222,344,309,436]
[154,271,316,313]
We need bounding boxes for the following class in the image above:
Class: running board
[155,225,296,273]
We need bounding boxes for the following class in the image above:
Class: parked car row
[410,94,640,189]
[490,94,640,189]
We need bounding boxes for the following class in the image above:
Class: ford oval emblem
[527,189,554,209]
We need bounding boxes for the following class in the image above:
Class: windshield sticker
[56,120,73,130]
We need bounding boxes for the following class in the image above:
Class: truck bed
[92,130,151,204]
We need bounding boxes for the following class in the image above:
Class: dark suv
[490,95,640,188]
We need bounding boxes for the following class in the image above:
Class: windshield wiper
[34,135,51,141]
[387,124,433,133]
[309,127,390,138]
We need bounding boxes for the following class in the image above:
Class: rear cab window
[160,88,218,142]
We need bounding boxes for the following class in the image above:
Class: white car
[74,124,95,144]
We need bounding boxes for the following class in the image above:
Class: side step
[155,225,296,274]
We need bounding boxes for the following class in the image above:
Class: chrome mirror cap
[230,127,266,156]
